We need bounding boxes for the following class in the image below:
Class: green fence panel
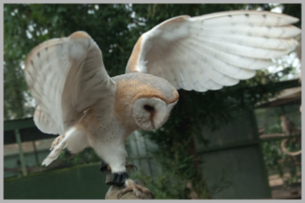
[195,110,271,199]
[200,145,270,199]
[4,163,109,199]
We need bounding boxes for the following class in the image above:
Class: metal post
[251,109,272,198]
[143,137,153,176]
[134,131,142,167]
[14,129,27,176]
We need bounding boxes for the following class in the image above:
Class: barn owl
[24,10,301,198]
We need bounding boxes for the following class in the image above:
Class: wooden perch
[260,132,301,139]
[260,133,287,139]
[260,133,301,156]
[281,138,302,156]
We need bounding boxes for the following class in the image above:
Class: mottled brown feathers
[126,35,143,73]
[113,73,179,104]
[157,15,190,28]
[69,31,90,39]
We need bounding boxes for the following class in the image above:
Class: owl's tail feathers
[42,134,67,166]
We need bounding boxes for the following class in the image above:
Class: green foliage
[281,4,301,28]
[4,4,135,120]
[262,138,301,187]
[257,105,301,188]
[132,173,189,199]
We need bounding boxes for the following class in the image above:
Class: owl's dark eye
[144,105,154,113]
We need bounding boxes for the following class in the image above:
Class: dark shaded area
[4,117,56,144]
[4,164,109,199]
[4,127,55,145]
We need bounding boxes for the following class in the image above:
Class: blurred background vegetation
[3,3,301,199]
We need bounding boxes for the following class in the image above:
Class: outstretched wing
[126,10,301,91]
[24,31,116,135]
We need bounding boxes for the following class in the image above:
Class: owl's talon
[134,190,142,199]
[125,163,137,171]
[117,179,155,199]
[146,190,155,199]
[117,192,123,199]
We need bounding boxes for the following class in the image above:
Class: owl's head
[132,97,178,131]
[113,73,179,131]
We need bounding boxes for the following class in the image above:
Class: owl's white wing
[24,31,116,135]
[126,10,301,91]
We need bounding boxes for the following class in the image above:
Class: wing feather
[24,31,115,134]
[126,10,301,91]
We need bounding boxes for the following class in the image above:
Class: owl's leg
[100,162,130,186]
[100,162,154,199]
[94,139,154,198]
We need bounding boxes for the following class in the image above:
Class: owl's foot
[125,163,137,171]
[117,179,155,199]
